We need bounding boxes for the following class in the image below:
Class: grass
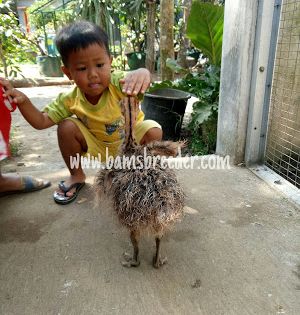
[9,126,21,157]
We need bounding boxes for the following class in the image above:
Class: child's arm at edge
[0,78,55,130]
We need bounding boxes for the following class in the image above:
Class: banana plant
[76,0,110,31]
[186,1,224,66]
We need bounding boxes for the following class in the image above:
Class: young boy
[0,21,162,204]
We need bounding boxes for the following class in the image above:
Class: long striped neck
[121,96,138,153]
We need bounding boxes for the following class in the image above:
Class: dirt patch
[0,212,62,243]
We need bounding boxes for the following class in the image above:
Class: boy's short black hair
[55,20,110,66]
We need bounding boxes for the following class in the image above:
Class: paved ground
[0,86,299,315]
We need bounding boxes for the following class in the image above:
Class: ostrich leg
[153,236,167,268]
[122,230,140,267]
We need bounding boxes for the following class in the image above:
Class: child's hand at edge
[0,77,54,129]
[120,68,151,96]
[0,78,29,106]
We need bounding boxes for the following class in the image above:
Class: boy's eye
[97,63,104,68]
[77,67,86,71]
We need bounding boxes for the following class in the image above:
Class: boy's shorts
[67,117,161,161]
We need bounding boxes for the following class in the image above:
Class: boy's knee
[57,119,87,150]
[140,127,163,145]
[57,119,77,135]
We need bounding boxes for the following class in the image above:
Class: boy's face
[62,43,113,104]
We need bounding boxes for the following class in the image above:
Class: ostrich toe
[153,255,167,268]
[152,236,167,268]
[122,252,140,267]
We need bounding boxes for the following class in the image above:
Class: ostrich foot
[122,252,140,267]
[153,255,168,269]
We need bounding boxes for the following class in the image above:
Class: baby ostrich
[95,97,184,268]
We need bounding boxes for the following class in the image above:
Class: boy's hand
[0,78,29,106]
[120,68,151,96]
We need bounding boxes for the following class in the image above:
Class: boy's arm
[0,78,55,130]
[119,68,151,96]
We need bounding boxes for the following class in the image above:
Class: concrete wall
[245,0,278,165]
[215,0,282,165]
[216,0,260,164]
[217,0,299,168]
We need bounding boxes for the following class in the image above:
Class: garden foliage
[28,0,75,35]
[151,1,224,154]
[187,1,224,66]
[150,65,220,154]
[0,0,38,77]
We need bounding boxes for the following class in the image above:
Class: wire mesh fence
[264,0,300,188]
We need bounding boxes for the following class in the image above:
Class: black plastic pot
[142,88,191,141]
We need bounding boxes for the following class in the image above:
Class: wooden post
[145,1,156,74]
[160,0,174,80]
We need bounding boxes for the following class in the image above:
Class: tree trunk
[160,0,174,80]
[99,8,107,33]
[145,1,156,74]
[177,0,192,69]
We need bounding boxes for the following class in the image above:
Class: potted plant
[118,1,147,70]
[28,0,75,77]
[143,1,224,152]
[142,87,191,141]
[34,34,64,78]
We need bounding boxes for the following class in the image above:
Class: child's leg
[0,171,23,192]
[0,169,50,194]
[135,120,163,145]
[139,127,162,145]
[56,119,87,197]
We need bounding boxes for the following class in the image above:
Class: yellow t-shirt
[43,71,145,144]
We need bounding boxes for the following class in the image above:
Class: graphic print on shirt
[105,118,123,136]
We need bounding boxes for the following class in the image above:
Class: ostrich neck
[123,97,137,152]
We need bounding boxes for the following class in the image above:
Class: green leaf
[5,29,12,37]
[187,1,224,66]
[166,58,188,74]
[149,80,175,92]
[190,102,214,126]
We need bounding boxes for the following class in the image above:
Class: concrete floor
[0,86,299,314]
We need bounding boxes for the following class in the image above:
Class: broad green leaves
[187,1,224,66]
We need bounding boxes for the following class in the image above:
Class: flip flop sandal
[53,181,85,205]
[0,175,51,197]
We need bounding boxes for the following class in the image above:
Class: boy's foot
[53,181,85,205]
